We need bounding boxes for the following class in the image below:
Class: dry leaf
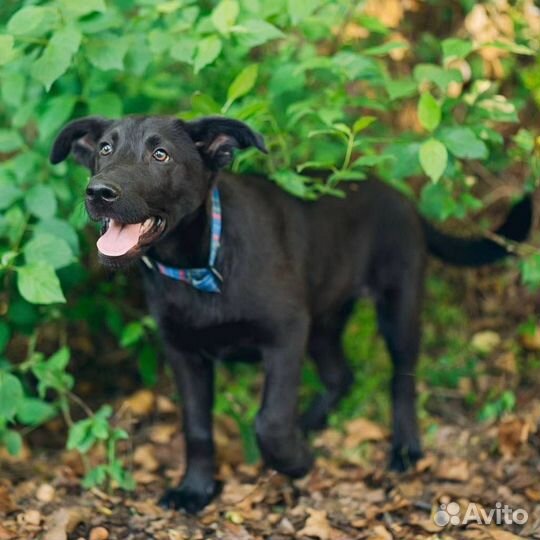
[43,507,89,540]
[0,486,16,514]
[498,417,529,458]
[471,330,501,353]
[0,525,17,540]
[156,395,177,414]
[344,418,388,448]
[435,458,470,482]
[36,484,55,503]
[123,389,155,416]
[134,444,160,472]
[370,525,392,539]
[297,509,333,540]
[149,424,177,444]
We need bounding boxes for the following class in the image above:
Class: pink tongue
[97,220,142,257]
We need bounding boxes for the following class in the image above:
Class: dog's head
[50,115,266,267]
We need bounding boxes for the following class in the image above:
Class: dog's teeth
[142,218,154,233]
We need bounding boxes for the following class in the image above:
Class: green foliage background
[0,0,540,488]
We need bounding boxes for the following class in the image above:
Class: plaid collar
[141,187,223,293]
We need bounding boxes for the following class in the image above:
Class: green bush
[1,0,539,489]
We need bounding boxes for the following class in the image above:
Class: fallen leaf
[156,395,177,414]
[344,418,388,448]
[498,417,529,458]
[370,525,393,540]
[123,389,155,416]
[0,525,17,540]
[43,507,89,540]
[297,509,333,540]
[471,330,501,353]
[521,327,540,351]
[0,486,16,514]
[22,509,41,526]
[134,444,160,472]
[149,424,177,444]
[435,458,470,482]
[36,484,55,503]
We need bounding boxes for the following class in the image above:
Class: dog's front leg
[256,321,314,478]
[159,346,219,513]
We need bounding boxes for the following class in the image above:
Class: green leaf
[353,116,376,134]
[35,219,79,255]
[438,127,488,159]
[520,254,540,290]
[420,181,457,221]
[88,93,123,118]
[169,37,197,64]
[138,344,158,387]
[191,92,221,115]
[31,26,81,90]
[211,0,239,35]
[0,323,10,354]
[0,372,24,421]
[0,129,24,153]
[287,0,321,23]
[59,0,106,17]
[0,180,22,209]
[442,38,473,61]
[67,419,95,453]
[86,35,129,71]
[419,138,447,182]
[16,398,56,426]
[0,35,15,65]
[25,185,57,219]
[226,64,258,107]
[7,6,49,35]
[16,263,66,305]
[24,234,74,270]
[271,171,316,200]
[120,322,144,347]
[418,92,441,132]
[193,35,222,74]
[363,41,408,57]
[38,95,77,141]
[384,78,417,101]
[236,20,284,48]
[2,429,22,456]
[49,347,70,372]
[82,465,107,488]
[483,40,534,56]
[414,64,462,91]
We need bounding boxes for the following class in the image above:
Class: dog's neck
[149,194,213,269]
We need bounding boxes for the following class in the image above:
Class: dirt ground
[2,265,540,540]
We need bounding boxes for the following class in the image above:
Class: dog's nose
[86,182,120,203]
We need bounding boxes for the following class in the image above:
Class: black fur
[51,115,532,513]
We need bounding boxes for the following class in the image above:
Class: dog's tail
[421,195,533,267]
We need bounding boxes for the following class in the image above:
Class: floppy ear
[183,116,267,169]
[50,116,112,169]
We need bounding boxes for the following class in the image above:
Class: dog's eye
[153,148,170,162]
[99,143,113,156]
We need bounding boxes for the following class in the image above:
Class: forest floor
[1,263,540,540]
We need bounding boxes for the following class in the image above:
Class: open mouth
[97,217,166,258]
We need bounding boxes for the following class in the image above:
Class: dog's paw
[159,480,221,513]
[300,397,330,433]
[388,445,423,472]
[260,432,314,478]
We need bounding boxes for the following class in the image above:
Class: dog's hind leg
[375,278,424,472]
[300,304,354,432]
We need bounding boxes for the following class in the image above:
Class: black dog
[50,115,532,513]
